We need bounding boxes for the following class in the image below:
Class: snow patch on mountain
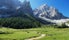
[34,4,69,25]
[34,4,67,19]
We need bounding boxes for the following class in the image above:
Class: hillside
[0,17,41,29]
[0,0,41,29]
[0,0,69,28]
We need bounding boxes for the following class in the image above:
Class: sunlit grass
[0,27,39,40]
[0,26,69,40]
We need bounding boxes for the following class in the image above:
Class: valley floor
[0,26,69,40]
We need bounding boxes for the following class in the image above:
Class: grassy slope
[0,26,69,40]
[0,27,39,40]
[30,27,69,40]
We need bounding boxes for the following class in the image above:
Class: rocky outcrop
[18,0,33,16]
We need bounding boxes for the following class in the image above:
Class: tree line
[0,17,41,29]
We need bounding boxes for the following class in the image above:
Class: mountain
[18,0,33,16]
[34,4,68,20]
[0,0,41,28]
[0,0,34,17]
[0,0,69,26]
[33,4,69,25]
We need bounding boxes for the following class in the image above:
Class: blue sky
[19,0,69,17]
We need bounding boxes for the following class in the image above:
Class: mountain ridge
[33,4,69,24]
[0,0,41,28]
[0,0,69,25]
[34,4,68,20]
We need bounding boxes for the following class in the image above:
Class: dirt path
[25,34,46,40]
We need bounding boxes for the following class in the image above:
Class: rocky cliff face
[33,4,69,24]
[0,0,33,17]
[18,0,33,16]
[34,4,67,20]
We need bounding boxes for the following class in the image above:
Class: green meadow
[0,26,69,40]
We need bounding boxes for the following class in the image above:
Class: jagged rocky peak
[19,0,33,15]
[34,4,67,19]
[37,4,49,11]
[39,4,49,8]
[22,0,30,7]
[0,0,34,18]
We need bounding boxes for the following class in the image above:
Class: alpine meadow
[0,0,69,40]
